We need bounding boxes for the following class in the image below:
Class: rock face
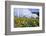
[31,14,38,19]
[14,8,38,19]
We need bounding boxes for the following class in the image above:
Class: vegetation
[14,16,39,28]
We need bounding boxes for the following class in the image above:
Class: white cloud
[14,8,38,18]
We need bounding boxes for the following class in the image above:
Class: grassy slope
[14,16,39,28]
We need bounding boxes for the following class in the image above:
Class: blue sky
[14,8,39,17]
[29,9,39,12]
